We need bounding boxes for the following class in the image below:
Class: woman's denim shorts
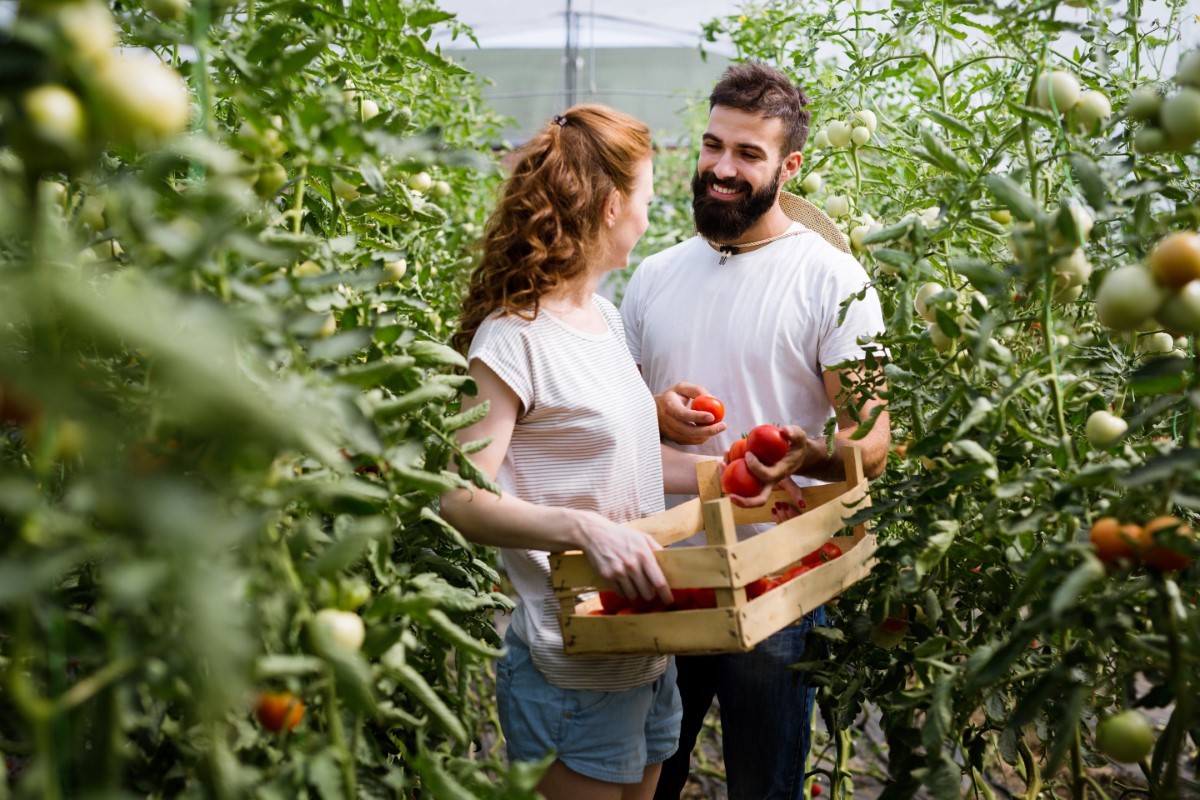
[496,627,682,784]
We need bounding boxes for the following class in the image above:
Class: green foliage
[705,0,1200,797]
[0,0,537,797]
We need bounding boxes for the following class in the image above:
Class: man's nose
[711,151,738,180]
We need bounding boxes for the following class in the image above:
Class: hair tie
[553,114,568,127]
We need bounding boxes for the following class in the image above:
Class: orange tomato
[1089,517,1141,565]
[255,692,305,733]
[1137,516,1194,572]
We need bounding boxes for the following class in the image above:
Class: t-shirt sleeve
[467,316,534,413]
[818,253,887,369]
[619,264,646,364]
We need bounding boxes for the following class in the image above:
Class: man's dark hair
[709,62,811,157]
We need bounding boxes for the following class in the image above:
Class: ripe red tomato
[747,424,789,465]
[630,594,665,613]
[746,576,780,599]
[255,692,305,733]
[668,588,695,610]
[721,458,765,497]
[599,590,629,615]
[691,588,717,608]
[801,541,843,566]
[726,437,748,462]
[811,784,823,797]
[783,564,813,582]
[691,395,725,423]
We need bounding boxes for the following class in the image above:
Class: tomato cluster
[1089,515,1194,572]
[721,424,790,497]
[746,541,843,598]
[591,541,844,615]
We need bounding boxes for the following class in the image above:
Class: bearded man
[620,61,892,800]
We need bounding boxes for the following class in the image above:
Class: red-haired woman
[441,105,713,799]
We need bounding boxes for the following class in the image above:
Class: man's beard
[692,165,782,243]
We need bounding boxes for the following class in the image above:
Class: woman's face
[605,156,654,269]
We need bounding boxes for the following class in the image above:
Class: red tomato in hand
[726,437,748,462]
[721,458,764,497]
[747,424,789,465]
[255,692,305,733]
[691,395,725,423]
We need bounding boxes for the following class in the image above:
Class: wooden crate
[550,446,876,656]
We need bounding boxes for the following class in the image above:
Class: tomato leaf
[950,256,1009,291]
[984,175,1040,221]
[1049,556,1105,622]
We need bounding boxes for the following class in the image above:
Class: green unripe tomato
[407,171,433,194]
[1177,50,1200,88]
[95,55,191,145]
[18,85,88,169]
[146,0,188,20]
[1095,711,1154,764]
[1086,410,1128,448]
[1035,70,1081,111]
[800,172,823,194]
[1160,88,1200,147]
[1095,265,1167,330]
[826,121,852,148]
[255,163,288,198]
[313,608,365,652]
[1127,87,1162,121]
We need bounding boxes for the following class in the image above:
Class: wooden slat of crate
[549,478,869,591]
[560,530,877,656]
[737,531,876,647]
[554,445,875,655]
[551,544,737,591]
[729,477,869,585]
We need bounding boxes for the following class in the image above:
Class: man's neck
[708,204,795,251]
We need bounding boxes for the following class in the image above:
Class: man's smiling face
[691,105,790,243]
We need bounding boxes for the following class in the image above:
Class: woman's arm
[441,359,673,603]
[660,444,717,495]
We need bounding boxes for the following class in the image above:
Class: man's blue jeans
[653,607,827,800]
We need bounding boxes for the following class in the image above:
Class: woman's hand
[579,513,673,604]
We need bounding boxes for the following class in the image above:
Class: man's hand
[655,381,727,445]
[744,424,815,484]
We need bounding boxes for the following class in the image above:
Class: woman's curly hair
[452,104,651,354]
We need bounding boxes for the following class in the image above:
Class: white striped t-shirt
[469,295,669,691]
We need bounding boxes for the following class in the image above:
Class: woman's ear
[605,189,621,228]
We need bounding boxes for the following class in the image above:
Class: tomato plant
[697,2,1200,798]
[0,0,535,798]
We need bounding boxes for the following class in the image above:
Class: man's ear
[781,151,803,183]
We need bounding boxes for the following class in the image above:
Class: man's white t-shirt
[621,225,885,534]
[469,295,670,690]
